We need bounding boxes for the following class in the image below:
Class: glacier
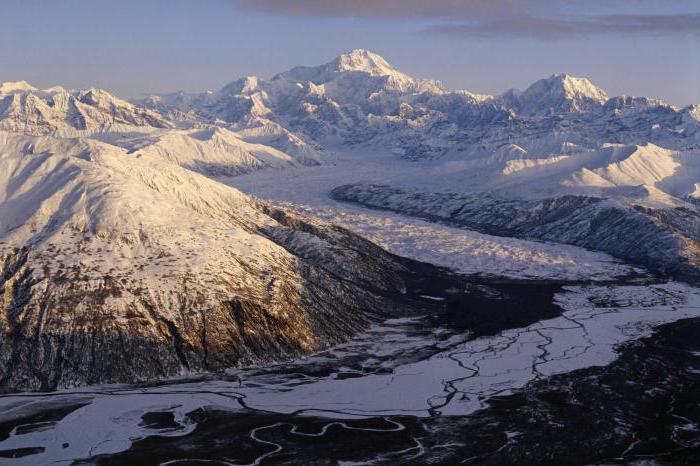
[0,48,699,464]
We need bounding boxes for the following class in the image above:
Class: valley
[0,48,698,464]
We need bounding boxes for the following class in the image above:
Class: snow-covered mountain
[129,48,691,280]
[0,82,172,136]
[138,49,699,161]
[1,50,699,390]
[7,49,694,176]
[2,51,698,267]
[101,126,315,177]
[0,130,420,391]
[498,73,609,116]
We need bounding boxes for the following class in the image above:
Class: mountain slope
[0,84,172,136]
[327,139,700,280]
[331,183,700,281]
[499,74,609,116]
[100,126,309,176]
[0,131,414,391]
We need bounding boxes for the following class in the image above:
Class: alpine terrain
[0,50,699,464]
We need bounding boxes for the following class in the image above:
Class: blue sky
[1,0,698,105]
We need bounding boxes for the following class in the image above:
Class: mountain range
[1,49,699,389]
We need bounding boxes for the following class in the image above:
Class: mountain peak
[0,80,38,95]
[220,76,263,95]
[331,49,397,76]
[512,73,609,115]
[549,73,608,103]
[77,87,130,108]
[273,49,415,87]
[540,73,608,104]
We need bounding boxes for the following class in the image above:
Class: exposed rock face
[331,183,700,281]
[0,241,410,393]
[0,132,414,392]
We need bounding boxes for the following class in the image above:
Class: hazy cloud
[230,0,562,19]
[425,13,700,40]
[231,1,700,39]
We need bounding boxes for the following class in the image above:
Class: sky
[0,0,698,105]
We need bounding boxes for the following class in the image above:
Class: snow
[0,50,699,463]
[272,49,436,95]
[0,281,697,464]
[0,83,172,136]
[0,80,37,95]
[129,49,698,184]
[288,204,632,280]
[225,149,634,280]
[103,127,302,176]
[381,142,700,206]
[0,130,304,317]
[505,73,609,115]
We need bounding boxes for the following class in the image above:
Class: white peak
[273,49,416,87]
[77,87,131,108]
[332,49,397,76]
[42,85,68,95]
[144,94,163,104]
[513,73,609,114]
[558,74,607,102]
[684,104,700,122]
[538,73,608,103]
[191,126,237,142]
[0,80,38,95]
[220,76,263,95]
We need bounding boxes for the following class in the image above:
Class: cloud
[230,0,562,19]
[231,1,700,40]
[425,13,700,40]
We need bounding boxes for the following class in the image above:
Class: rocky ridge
[0,131,416,391]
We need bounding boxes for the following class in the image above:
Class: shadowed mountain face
[0,132,422,392]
